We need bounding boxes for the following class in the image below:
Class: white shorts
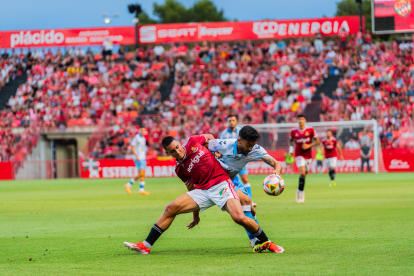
[295,156,312,170]
[187,180,239,212]
[326,157,337,168]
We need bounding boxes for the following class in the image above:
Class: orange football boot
[123,241,151,254]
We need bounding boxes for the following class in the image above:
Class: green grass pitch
[1,173,414,275]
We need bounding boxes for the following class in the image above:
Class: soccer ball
[263,174,285,196]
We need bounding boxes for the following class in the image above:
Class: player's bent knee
[164,202,178,217]
[231,213,247,225]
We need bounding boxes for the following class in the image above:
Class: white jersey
[130,134,147,160]
[208,139,270,178]
[219,127,240,139]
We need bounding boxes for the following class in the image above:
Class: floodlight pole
[128,4,141,50]
[359,1,363,32]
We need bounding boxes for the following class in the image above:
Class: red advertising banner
[139,16,361,44]
[0,16,360,49]
[252,149,374,174]
[80,157,177,179]
[0,162,13,180]
[0,148,412,180]
[0,26,135,49]
[382,148,414,172]
[80,149,377,179]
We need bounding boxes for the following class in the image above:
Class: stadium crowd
[0,45,169,161]
[1,30,413,160]
[319,39,414,149]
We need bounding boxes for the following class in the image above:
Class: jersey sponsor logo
[191,147,198,152]
[187,150,205,172]
[219,188,228,196]
[296,137,310,143]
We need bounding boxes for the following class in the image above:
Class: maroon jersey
[321,137,337,158]
[175,135,231,190]
[290,126,318,159]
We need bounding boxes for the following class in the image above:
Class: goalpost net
[247,120,386,174]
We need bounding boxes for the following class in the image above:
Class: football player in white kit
[220,115,254,205]
[125,127,150,195]
[208,126,283,250]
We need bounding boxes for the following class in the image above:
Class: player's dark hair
[326,129,332,132]
[297,114,306,119]
[239,125,260,142]
[227,115,238,121]
[162,136,176,149]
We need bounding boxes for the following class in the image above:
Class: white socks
[143,240,152,248]
[139,181,145,192]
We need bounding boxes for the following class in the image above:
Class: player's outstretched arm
[262,155,282,176]
[202,134,215,148]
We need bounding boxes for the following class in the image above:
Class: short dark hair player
[123,134,279,254]
[289,114,320,203]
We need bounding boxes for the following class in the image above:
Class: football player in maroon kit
[320,129,344,187]
[289,115,320,203]
[123,134,283,254]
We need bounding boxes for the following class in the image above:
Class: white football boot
[300,191,305,203]
[296,189,301,204]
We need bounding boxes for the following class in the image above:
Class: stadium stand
[1,33,413,162]
[319,40,414,148]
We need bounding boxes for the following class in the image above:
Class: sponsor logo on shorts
[219,188,228,196]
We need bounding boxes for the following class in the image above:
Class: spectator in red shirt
[338,27,348,51]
